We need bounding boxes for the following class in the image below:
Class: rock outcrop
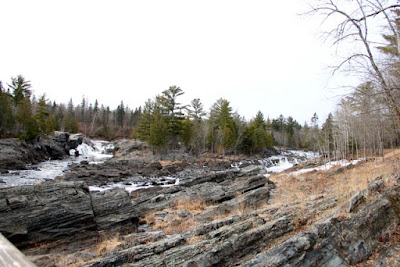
[0,132,83,171]
[0,181,96,247]
[0,139,40,171]
[0,169,275,250]
[1,145,399,267]
[243,187,399,266]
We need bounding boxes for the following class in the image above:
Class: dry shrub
[231,193,249,216]
[54,236,124,267]
[159,160,183,167]
[143,207,201,235]
[264,153,399,226]
[142,197,210,235]
[51,255,87,267]
[163,218,199,235]
[186,235,205,245]
[91,235,121,256]
[143,210,158,226]
[174,198,208,215]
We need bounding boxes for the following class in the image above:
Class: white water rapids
[0,140,113,188]
[0,144,362,192]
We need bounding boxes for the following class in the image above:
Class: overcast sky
[0,0,356,124]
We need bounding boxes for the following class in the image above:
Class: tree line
[1,77,324,155]
[307,0,400,160]
[133,86,276,155]
[0,76,141,140]
[3,0,400,159]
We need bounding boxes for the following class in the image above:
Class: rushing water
[0,140,114,188]
[231,150,319,175]
[88,177,180,193]
[0,144,321,192]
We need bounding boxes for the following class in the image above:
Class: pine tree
[63,99,79,133]
[180,117,193,148]
[9,75,31,106]
[160,86,186,148]
[148,103,168,152]
[321,113,334,161]
[188,98,207,155]
[136,100,153,141]
[116,101,126,127]
[35,94,54,134]
[0,82,15,137]
[16,96,38,139]
[208,98,237,154]
[240,111,273,154]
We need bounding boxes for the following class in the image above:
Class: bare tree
[307,0,400,123]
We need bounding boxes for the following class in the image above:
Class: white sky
[0,0,356,124]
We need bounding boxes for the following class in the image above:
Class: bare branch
[352,4,400,22]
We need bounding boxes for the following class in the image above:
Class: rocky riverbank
[0,132,83,172]
[0,138,399,266]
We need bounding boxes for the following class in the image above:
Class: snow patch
[290,159,364,176]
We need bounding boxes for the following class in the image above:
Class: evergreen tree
[160,86,185,148]
[188,98,207,155]
[136,100,153,141]
[188,98,206,120]
[0,82,15,137]
[9,75,32,106]
[63,99,79,133]
[16,96,38,139]
[208,98,237,154]
[116,101,126,127]
[321,113,335,161]
[240,111,273,154]
[148,103,168,152]
[180,117,193,148]
[35,94,54,134]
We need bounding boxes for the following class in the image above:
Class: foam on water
[70,140,113,164]
[258,150,320,174]
[0,140,114,188]
[88,176,177,193]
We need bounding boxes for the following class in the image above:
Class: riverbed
[0,140,113,188]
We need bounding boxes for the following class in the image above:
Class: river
[0,143,322,192]
[0,140,113,188]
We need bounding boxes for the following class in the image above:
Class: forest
[1,3,400,159]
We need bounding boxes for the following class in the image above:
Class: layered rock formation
[0,132,83,171]
[0,168,275,248]
[1,143,399,266]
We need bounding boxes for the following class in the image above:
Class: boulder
[68,134,83,150]
[0,181,96,247]
[0,139,32,170]
[0,133,85,171]
[90,188,138,231]
[34,135,66,160]
[243,186,400,266]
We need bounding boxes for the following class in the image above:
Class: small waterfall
[1,139,114,188]
[70,140,114,164]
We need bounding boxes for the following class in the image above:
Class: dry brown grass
[269,158,393,208]
[48,235,121,267]
[186,235,206,245]
[143,198,209,235]
[164,218,199,235]
[174,198,208,215]
[144,212,199,235]
[264,150,400,226]
[53,257,87,267]
[91,235,122,255]
[159,160,183,167]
